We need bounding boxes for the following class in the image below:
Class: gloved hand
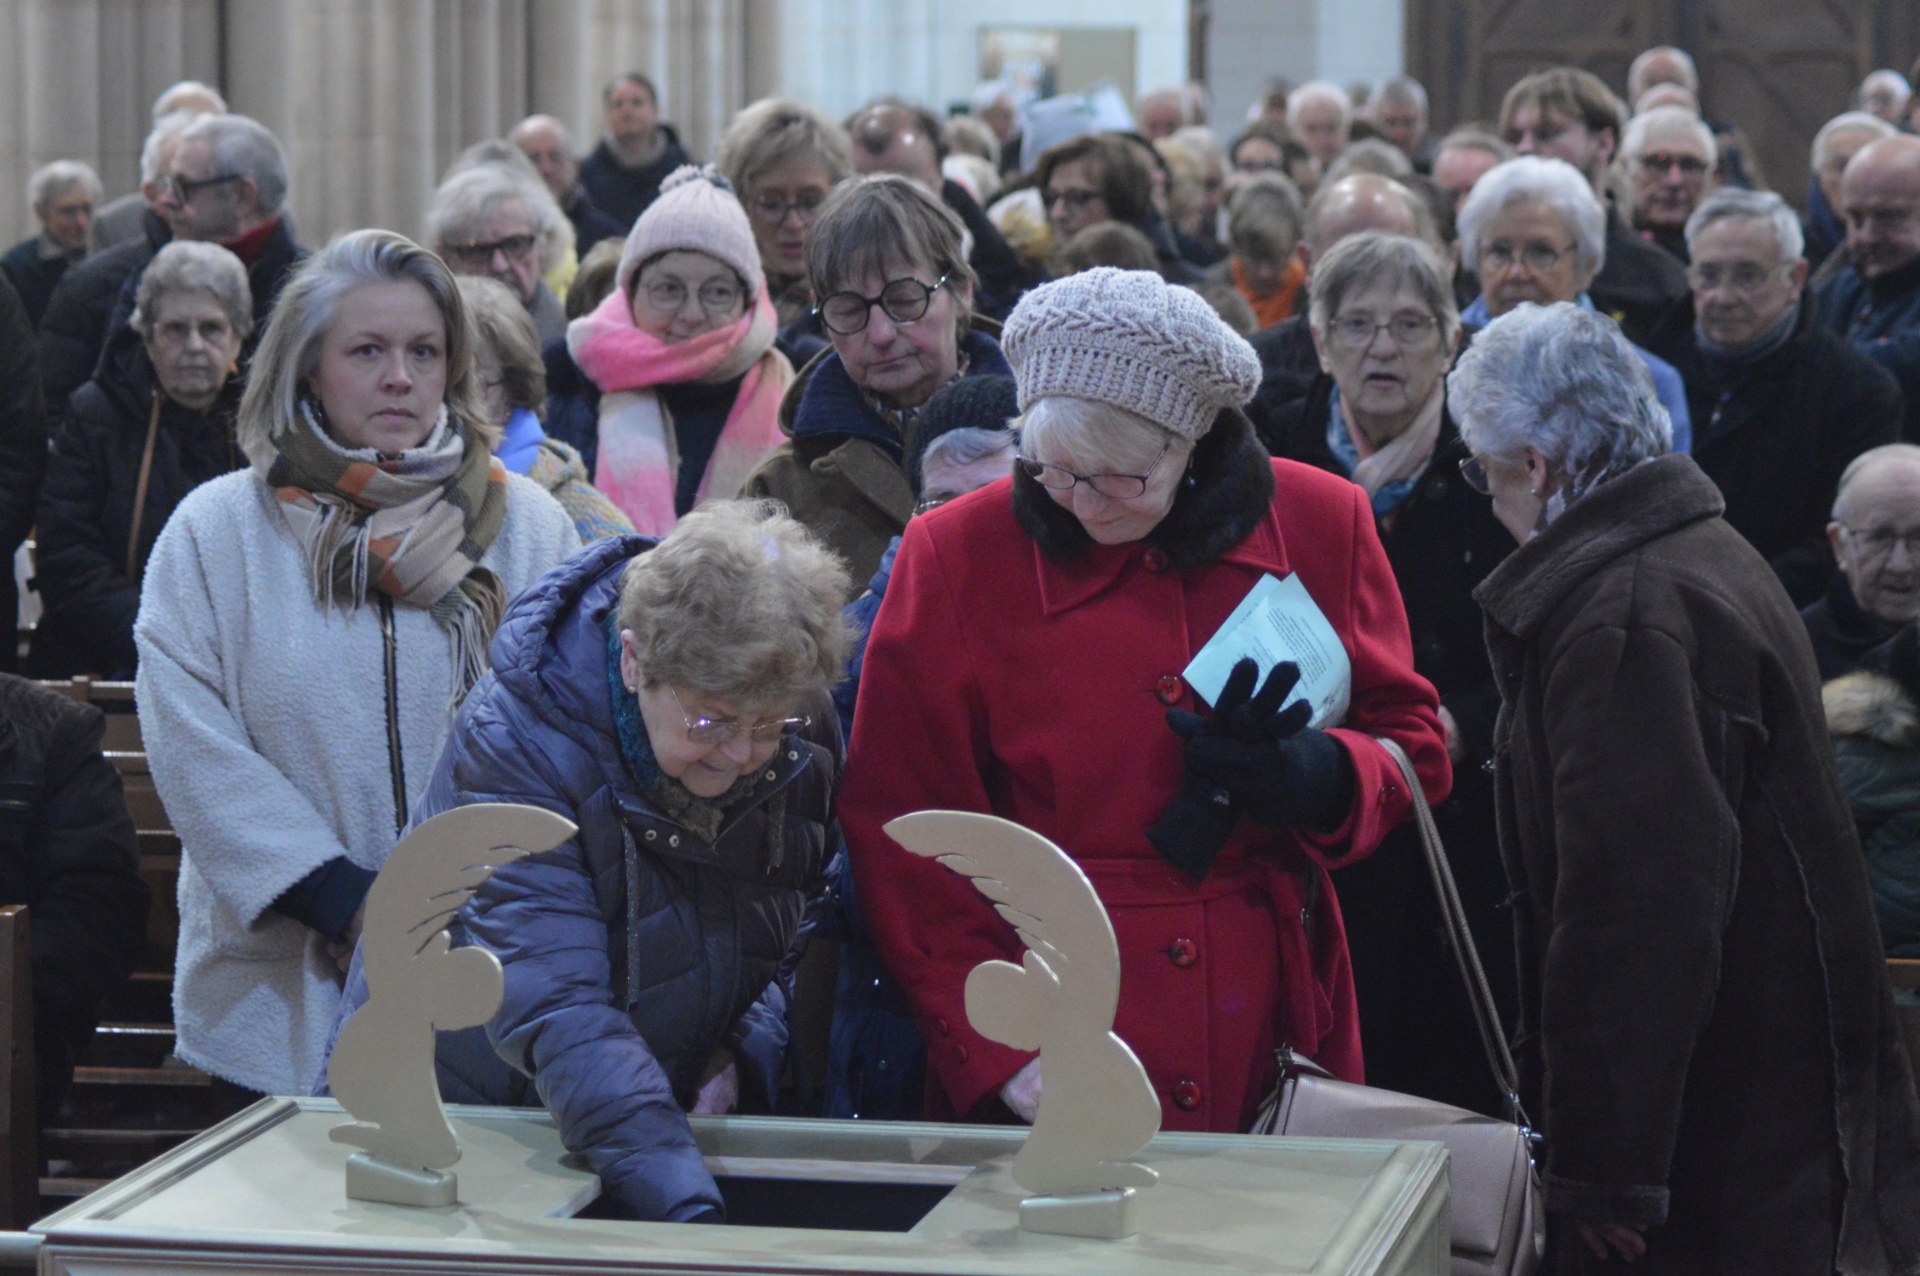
[1173,658,1354,832]
[1146,657,1288,879]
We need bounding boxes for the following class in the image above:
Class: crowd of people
[2,47,1920,1271]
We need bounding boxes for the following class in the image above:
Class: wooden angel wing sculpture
[885,810,1160,1197]
[328,803,576,1172]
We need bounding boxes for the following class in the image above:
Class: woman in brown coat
[1449,301,1920,1273]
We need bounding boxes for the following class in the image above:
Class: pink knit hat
[616,164,762,297]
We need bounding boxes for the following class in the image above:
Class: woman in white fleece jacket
[134,231,578,1098]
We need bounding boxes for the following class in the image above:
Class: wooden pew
[0,908,35,1229]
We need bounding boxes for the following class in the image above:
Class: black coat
[0,237,72,330]
[1589,205,1689,344]
[0,674,147,1116]
[1644,298,1904,608]
[1803,572,1906,682]
[36,208,168,428]
[942,179,1037,321]
[1246,313,1321,449]
[561,185,626,255]
[1261,376,1519,1114]
[0,274,47,675]
[579,128,693,232]
[29,337,243,679]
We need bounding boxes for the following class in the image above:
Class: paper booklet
[1181,573,1352,729]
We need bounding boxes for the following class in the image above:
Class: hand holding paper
[1179,658,1353,832]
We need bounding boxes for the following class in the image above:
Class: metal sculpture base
[344,1152,458,1207]
[1018,1186,1138,1239]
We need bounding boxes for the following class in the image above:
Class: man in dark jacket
[1818,134,1920,440]
[0,675,148,1118]
[1804,444,1920,680]
[510,114,625,254]
[1,161,100,328]
[578,73,693,231]
[0,276,47,675]
[1647,188,1903,607]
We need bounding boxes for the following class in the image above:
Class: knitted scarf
[567,281,790,536]
[1327,379,1445,517]
[249,402,509,702]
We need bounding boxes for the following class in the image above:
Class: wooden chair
[1889,960,1920,1080]
[0,908,35,1229]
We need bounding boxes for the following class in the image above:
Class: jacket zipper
[378,594,408,836]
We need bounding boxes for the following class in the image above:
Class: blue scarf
[1325,384,1421,517]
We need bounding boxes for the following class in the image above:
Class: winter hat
[616,164,762,298]
[1000,267,1262,442]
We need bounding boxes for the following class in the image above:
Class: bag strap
[1372,734,1536,1137]
[126,392,163,583]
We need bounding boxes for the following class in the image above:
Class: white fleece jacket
[134,469,580,1095]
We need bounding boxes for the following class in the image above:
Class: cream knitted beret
[999,267,1263,441]
[616,164,762,298]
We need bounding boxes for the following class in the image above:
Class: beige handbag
[1252,736,1545,1276]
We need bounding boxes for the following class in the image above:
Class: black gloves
[1147,658,1355,880]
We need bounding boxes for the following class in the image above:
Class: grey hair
[152,80,226,119]
[1323,138,1415,185]
[1018,395,1185,475]
[1227,172,1306,261]
[1447,302,1672,505]
[179,114,290,217]
[1683,187,1803,262]
[1308,230,1459,341]
[29,161,102,214]
[236,229,494,458]
[509,113,572,149]
[1621,104,1717,167]
[617,498,853,713]
[921,425,1018,477]
[1435,127,1513,165]
[131,241,253,342]
[1288,81,1352,129]
[1812,111,1896,172]
[1457,156,1607,282]
[1369,77,1428,116]
[1628,46,1698,97]
[1833,443,1920,520]
[435,145,573,274]
[140,111,200,186]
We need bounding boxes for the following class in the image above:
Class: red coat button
[1156,675,1183,705]
[1142,548,1168,572]
[1168,937,1198,968]
[934,1017,951,1036]
[1173,1079,1202,1110]
[953,1045,969,1065]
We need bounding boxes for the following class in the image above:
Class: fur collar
[1012,407,1276,571]
[1825,670,1920,749]
[1475,454,1726,640]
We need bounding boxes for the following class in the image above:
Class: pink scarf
[566,282,791,536]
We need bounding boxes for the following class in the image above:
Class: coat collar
[780,325,1011,456]
[1474,453,1726,640]
[1015,408,1280,615]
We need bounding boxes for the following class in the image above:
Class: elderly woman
[715,98,853,368]
[1253,230,1519,1111]
[133,230,579,1099]
[428,162,572,345]
[1456,155,1692,452]
[456,276,633,543]
[840,267,1449,1132]
[744,173,1015,586]
[1451,301,1920,1270]
[543,165,790,537]
[31,241,252,678]
[1036,133,1201,281]
[367,500,850,1221]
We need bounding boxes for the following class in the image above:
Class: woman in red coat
[839,266,1450,1133]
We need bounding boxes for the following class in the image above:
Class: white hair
[1684,187,1803,262]
[1859,69,1913,111]
[179,113,290,217]
[510,113,572,149]
[131,241,254,341]
[151,80,226,120]
[1018,395,1181,474]
[139,111,199,186]
[1456,156,1607,281]
[426,163,568,275]
[1627,46,1698,98]
[1288,81,1352,129]
[29,161,102,214]
[1368,77,1428,117]
[1811,111,1896,172]
[1622,104,1717,168]
[1448,302,1672,505]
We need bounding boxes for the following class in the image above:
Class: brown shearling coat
[1476,454,1920,1273]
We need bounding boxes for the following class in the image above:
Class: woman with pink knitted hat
[546,164,792,536]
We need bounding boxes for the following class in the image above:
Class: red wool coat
[841,452,1450,1133]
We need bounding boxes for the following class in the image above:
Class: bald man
[1818,135,1920,439]
[511,115,624,254]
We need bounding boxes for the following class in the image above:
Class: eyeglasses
[1841,525,1920,559]
[1020,440,1173,501]
[1042,187,1104,211]
[1459,454,1492,495]
[150,317,234,348]
[1637,152,1710,177]
[1479,241,1573,274]
[815,272,949,336]
[749,192,827,224]
[1686,262,1791,294]
[165,172,243,203]
[1328,312,1440,349]
[444,233,538,271]
[637,277,745,317]
[668,686,810,748]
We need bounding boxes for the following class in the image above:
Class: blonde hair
[455,275,544,419]
[618,500,854,713]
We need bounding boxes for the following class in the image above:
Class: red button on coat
[953,1045,969,1065]
[1173,1079,1202,1110]
[934,1017,951,1036]
[1142,548,1169,572]
[1156,675,1183,705]
[1168,938,1198,968]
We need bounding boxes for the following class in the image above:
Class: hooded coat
[1826,664,1920,959]
[404,537,841,1221]
[1476,453,1920,1272]
[840,409,1450,1133]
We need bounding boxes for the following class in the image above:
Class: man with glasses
[1622,105,1717,264]
[427,163,567,345]
[1804,445,1920,679]
[1818,135,1920,441]
[1646,189,1901,606]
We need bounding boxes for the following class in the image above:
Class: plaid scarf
[249,402,509,703]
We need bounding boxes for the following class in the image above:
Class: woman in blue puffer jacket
[359,499,852,1221]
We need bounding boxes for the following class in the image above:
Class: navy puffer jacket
[414,535,840,1221]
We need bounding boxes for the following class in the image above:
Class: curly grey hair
[1457,155,1606,283]
[131,241,253,342]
